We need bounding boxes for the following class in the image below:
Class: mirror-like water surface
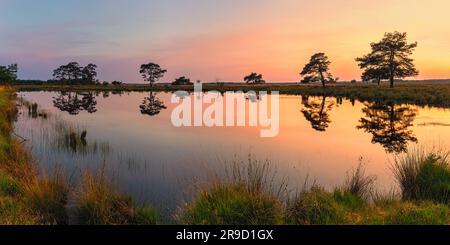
[14,91,450,213]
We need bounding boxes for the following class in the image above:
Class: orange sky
[2,0,450,82]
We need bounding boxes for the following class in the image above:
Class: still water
[14,91,450,212]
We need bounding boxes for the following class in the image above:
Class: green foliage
[180,156,285,225]
[393,149,450,203]
[0,171,21,196]
[286,186,348,225]
[386,202,450,225]
[0,64,18,84]
[133,207,161,225]
[179,184,283,225]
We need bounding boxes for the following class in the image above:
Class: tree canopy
[52,62,98,84]
[172,76,193,85]
[0,64,18,84]
[300,53,333,87]
[139,63,167,86]
[356,32,418,88]
[244,73,266,84]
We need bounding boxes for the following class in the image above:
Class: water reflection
[16,91,450,213]
[357,102,418,153]
[301,95,335,132]
[52,92,98,115]
[55,128,110,155]
[139,91,167,116]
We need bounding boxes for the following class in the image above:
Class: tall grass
[22,169,69,225]
[178,156,286,225]
[392,147,450,203]
[341,161,376,201]
[73,168,160,225]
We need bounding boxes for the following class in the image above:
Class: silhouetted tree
[172,76,193,85]
[53,62,97,84]
[357,102,418,153]
[111,81,123,85]
[356,32,418,88]
[301,95,334,131]
[81,63,98,83]
[139,63,167,87]
[244,73,266,84]
[0,64,18,84]
[300,53,333,87]
[300,75,318,84]
[140,91,167,116]
[361,67,390,85]
[53,92,98,115]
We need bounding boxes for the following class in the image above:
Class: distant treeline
[1,31,440,88]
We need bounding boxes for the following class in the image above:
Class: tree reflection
[140,91,167,116]
[357,102,418,153]
[301,95,334,132]
[53,92,98,115]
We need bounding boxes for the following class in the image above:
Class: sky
[1,0,450,82]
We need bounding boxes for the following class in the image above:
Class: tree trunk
[389,73,394,88]
[319,72,326,88]
[389,51,395,88]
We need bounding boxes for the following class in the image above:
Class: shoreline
[14,82,450,108]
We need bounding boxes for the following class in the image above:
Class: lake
[14,91,450,213]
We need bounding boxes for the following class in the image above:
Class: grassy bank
[0,87,160,225]
[15,82,450,108]
[178,151,450,225]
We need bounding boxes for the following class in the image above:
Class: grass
[73,169,160,225]
[178,158,285,225]
[14,82,450,108]
[392,148,450,203]
[22,171,69,224]
[179,184,284,225]
[181,152,450,225]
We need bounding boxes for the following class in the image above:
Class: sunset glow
[1,0,450,82]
